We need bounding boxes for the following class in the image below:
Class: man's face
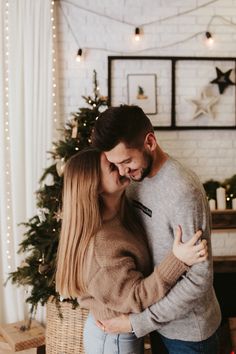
[100,153,130,195]
[105,142,153,182]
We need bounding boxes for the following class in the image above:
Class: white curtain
[0,0,58,324]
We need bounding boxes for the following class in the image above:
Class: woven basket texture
[46,299,89,354]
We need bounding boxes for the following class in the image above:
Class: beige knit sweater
[79,216,188,321]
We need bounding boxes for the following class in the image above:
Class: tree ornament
[54,210,62,222]
[188,89,219,119]
[38,253,51,275]
[38,262,51,275]
[37,208,49,223]
[210,67,235,94]
[56,158,66,177]
[69,117,78,138]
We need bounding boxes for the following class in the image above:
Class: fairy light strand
[59,2,236,58]
[4,0,13,271]
[51,0,57,127]
[139,0,220,26]
[61,0,219,28]
[59,4,204,54]
[82,31,205,54]
[59,6,212,54]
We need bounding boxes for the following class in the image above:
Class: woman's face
[100,153,130,196]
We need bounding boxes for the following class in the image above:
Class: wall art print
[127,74,157,115]
[108,56,236,130]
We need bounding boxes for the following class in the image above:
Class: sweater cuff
[157,252,189,284]
[130,310,157,338]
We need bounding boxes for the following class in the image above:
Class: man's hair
[92,105,154,151]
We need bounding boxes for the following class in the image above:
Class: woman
[56,148,207,354]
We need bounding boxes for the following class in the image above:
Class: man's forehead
[104,146,131,164]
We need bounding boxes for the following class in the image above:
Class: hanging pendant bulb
[76,48,83,62]
[134,27,140,41]
[205,31,214,46]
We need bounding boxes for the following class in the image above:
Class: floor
[1,320,235,354]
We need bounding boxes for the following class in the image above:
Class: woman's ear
[144,132,157,152]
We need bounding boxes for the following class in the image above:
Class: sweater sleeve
[130,187,213,337]
[87,251,188,314]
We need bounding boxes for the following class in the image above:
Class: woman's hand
[172,225,208,266]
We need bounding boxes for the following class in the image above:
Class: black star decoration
[210,67,235,94]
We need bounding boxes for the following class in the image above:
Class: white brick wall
[212,230,236,256]
[56,0,236,254]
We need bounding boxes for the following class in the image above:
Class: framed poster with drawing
[108,56,173,128]
[175,57,236,128]
[127,74,157,115]
[108,56,236,130]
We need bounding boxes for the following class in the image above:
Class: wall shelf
[211,210,236,230]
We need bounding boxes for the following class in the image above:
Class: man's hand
[96,314,132,334]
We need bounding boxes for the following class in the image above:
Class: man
[92,105,221,354]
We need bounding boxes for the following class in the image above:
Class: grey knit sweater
[128,156,221,341]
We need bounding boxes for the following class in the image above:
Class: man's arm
[130,188,213,338]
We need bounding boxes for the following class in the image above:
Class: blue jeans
[158,330,220,354]
[83,313,144,354]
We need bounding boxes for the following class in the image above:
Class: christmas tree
[8,71,108,318]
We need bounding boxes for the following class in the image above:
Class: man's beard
[130,151,153,182]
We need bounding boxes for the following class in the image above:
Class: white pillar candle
[216,187,226,210]
[209,199,216,211]
[232,198,236,210]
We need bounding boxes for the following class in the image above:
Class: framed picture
[127,74,157,115]
[108,56,236,130]
[175,57,236,128]
[108,56,173,128]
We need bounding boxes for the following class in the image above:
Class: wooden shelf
[211,210,236,230]
[213,256,236,273]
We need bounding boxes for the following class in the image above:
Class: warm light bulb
[76,48,83,62]
[205,31,214,46]
[135,27,140,41]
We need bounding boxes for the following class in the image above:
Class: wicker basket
[46,298,89,354]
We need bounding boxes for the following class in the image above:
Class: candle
[209,199,216,211]
[232,198,236,210]
[216,187,226,210]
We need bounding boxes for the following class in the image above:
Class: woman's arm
[87,228,207,314]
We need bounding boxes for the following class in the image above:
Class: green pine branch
[7,71,108,315]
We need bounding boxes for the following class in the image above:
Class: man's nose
[117,165,128,176]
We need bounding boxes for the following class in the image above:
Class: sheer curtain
[0,0,59,324]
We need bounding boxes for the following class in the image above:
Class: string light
[134,27,140,41]
[58,2,82,62]
[76,48,83,62]
[4,0,13,271]
[51,0,58,129]
[61,0,219,28]
[205,31,214,46]
[59,1,236,57]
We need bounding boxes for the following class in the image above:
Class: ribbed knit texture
[128,156,221,341]
[157,252,189,283]
[79,216,188,321]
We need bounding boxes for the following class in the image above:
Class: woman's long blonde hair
[56,148,102,297]
[55,148,147,298]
